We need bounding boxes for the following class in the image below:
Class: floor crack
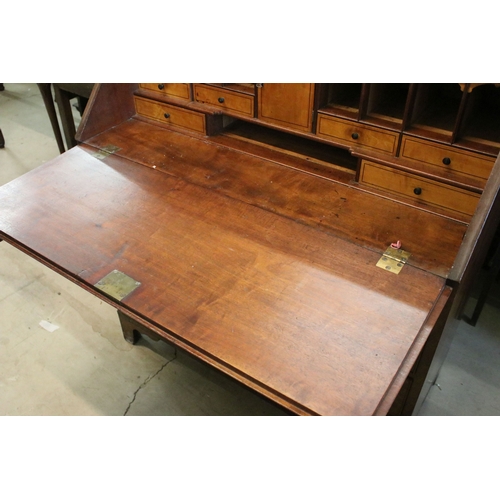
[124,354,176,416]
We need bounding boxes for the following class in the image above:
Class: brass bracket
[94,270,141,301]
[376,246,411,275]
[92,144,121,160]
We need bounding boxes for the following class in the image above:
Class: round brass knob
[218,97,225,103]
[158,84,165,90]
[442,157,451,165]
[414,187,422,195]
[351,132,359,140]
[164,113,170,119]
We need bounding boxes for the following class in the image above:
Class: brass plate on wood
[376,246,411,275]
[92,144,121,160]
[94,270,141,301]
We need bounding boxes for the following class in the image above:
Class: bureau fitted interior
[133,83,499,224]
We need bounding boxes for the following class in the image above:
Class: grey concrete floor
[1,83,499,416]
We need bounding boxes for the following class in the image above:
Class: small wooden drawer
[400,136,494,184]
[193,84,254,117]
[316,114,399,155]
[134,96,206,134]
[139,83,190,100]
[359,161,480,218]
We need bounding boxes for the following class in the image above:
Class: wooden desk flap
[85,119,468,278]
[0,146,449,415]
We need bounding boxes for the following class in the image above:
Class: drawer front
[400,136,494,183]
[317,114,399,154]
[134,96,206,134]
[193,84,254,117]
[359,161,480,218]
[139,83,190,100]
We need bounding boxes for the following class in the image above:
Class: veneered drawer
[139,83,190,100]
[193,84,254,117]
[400,136,494,184]
[134,96,206,134]
[359,161,480,218]
[317,114,399,155]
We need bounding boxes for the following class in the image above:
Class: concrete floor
[1,83,499,416]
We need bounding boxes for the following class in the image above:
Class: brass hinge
[94,270,141,301]
[92,144,121,160]
[376,245,411,275]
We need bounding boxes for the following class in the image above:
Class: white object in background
[39,320,60,333]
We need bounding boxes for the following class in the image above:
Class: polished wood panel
[134,96,206,134]
[360,161,480,218]
[76,83,138,144]
[84,119,468,278]
[317,114,399,154]
[0,145,449,415]
[258,84,314,132]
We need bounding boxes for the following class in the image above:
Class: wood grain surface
[85,119,468,278]
[0,144,449,415]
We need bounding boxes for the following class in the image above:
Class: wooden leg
[463,240,500,326]
[117,310,166,345]
[53,85,78,150]
[117,310,142,345]
[76,96,89,116]
[37,83,66,153]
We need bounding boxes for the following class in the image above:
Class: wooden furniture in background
[463,224,500,326]
[0,83,4,148]
[53,83,94,150]
[38,83,95,152]
[37,83,65,153]
[1,83,500,415]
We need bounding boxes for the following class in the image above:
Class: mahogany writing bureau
[1,83,499,415]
